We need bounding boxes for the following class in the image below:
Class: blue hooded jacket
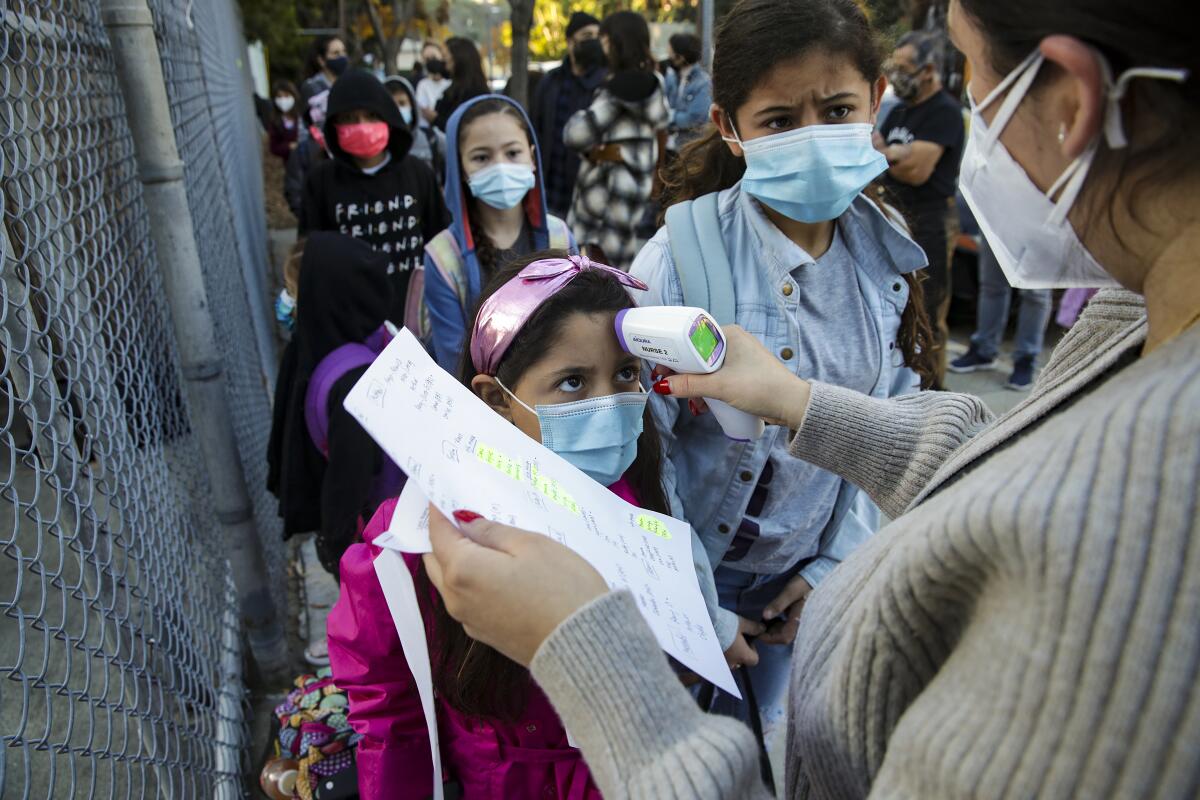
[423,94,574,372]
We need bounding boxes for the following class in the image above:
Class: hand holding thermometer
[615,306,766,441]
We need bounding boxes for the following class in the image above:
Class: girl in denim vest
[631,0,935,739]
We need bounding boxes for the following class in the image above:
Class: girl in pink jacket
[327,252,670,799]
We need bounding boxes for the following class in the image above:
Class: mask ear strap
[1104,63,1190,148]
[720,113,744,147]
[981,52,1045,149]
[493,377,538,416]
[1046,141,1097,226]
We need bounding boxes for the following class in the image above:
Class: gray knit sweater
[530,290,1200,798]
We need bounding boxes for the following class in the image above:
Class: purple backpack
[304,325,405,516]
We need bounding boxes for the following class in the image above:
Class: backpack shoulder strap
[547,216,572,252]
[664,193,736,324]
[304,342,382,457]
[404,266,429,342]
[423,230,465,297]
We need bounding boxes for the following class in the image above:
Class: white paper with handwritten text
[345,328,737,696]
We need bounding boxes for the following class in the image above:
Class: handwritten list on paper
[344,329,738,696]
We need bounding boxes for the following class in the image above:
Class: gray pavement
[943,322,1063,417]
[944,338,1028,417]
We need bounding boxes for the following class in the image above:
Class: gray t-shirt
[790,225,881,398]
[495,219,535,272]
[717,224,882,570]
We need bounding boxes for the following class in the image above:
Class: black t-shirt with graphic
[300,153,449,323]
[880,89,965,214]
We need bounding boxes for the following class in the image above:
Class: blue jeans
[970,239,1052,361]
[702,565,795,738]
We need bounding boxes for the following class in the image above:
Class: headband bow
[470,255,648,375]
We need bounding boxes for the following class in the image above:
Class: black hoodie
[299,69,450,323]
[267,233,393,569]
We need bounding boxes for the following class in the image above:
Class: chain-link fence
[1,1,283,796]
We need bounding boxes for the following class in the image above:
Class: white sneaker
[304,638,330,667]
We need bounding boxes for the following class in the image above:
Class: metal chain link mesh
[1,1,283,796]
[147,0,287,622]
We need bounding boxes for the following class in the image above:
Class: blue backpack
[664,193,737,325]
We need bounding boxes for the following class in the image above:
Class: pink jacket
[328,483,638,800]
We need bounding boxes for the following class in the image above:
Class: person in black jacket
[530,12,606,218]
[284,92,330,219]
[300,69,450,325]
[266,233,400,575]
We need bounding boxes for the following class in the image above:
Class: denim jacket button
[718,523,731,534]
[780,347,794,360]
[892,281,902,292]
[739,471,753,482]
[782,283,794,297]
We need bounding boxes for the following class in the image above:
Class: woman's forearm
[789,382,994,518]
[531,591,773,800]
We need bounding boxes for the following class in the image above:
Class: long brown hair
[660,0,935,387]
[416,251,670,720]
[600,11,654,74]
[457,97,536,285]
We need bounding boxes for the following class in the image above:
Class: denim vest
[631,186,927,583]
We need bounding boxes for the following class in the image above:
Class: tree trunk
[362,0,388,63]
[508,0,534,109]
[382,38,402,75]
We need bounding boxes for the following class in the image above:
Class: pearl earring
[1057,124,1067,144]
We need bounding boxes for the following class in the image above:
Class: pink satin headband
[470,255,648,375]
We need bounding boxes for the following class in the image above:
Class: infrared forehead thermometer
[615,306,766,442]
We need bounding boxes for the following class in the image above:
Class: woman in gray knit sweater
[421,1,1200,797]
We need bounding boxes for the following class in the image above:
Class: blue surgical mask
[398,105,414,125]
[468,163,536,210]
[498,380,647,487]
[725,122,887,223]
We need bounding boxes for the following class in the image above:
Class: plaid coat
[564,82,669,269]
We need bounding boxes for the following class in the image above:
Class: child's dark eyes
[616,366,639,384]
[506,148,524,160]
[762,107,856,131]
[557,375,584,393]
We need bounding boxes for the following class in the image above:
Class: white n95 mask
[959,49,1188,290]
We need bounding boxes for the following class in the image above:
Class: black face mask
[888,67,924,102]
[326,55,349,76]
[573,39,606,72]
[425,58,446,77]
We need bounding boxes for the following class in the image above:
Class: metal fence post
[701,0,715,70]
[100,0,288,679]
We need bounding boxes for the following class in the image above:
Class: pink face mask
[336,121,389,159]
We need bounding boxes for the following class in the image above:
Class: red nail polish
[689,399,700,416]
[652,378,672,395]
[453,510,482,524]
